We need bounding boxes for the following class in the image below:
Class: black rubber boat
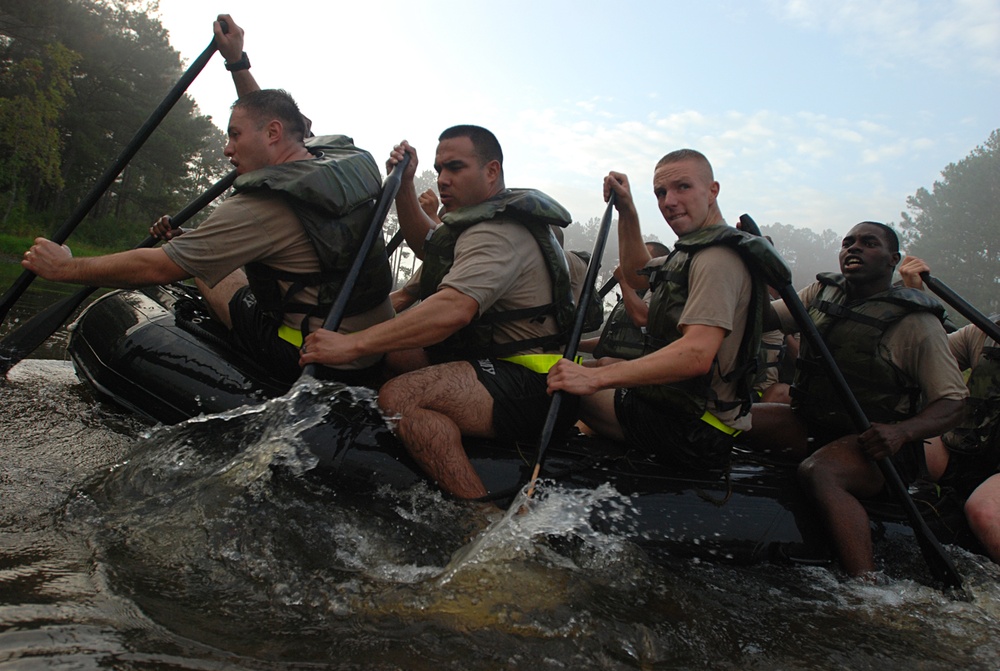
[66,283,978,566]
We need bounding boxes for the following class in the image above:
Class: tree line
[2,3,995,318]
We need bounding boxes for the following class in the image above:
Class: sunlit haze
[156,0,999,246]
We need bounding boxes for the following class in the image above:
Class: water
[4,286,1000,668]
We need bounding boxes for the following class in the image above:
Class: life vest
[633,225,775,419]
[417,188,576,359]
[593,291,647,360]
[791,272,947,432]
[238,135,391,333]
[942,318,1000,461]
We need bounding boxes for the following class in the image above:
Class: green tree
[898,129,1000,316]
[0,0,228,248]
[0,41,77,226]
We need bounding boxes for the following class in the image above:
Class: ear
[265,119,283,144]
[485,159,502,184]
[710,180,720,199]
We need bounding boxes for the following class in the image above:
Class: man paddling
[900,256,1000,565]
[747,223,967,577]
[546,150,767,475]
[22,15,393,386]
[300,126,581,499]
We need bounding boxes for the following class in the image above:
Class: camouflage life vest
[791,272,947,433]
[633,225,777,419]
[417,188,575,359]
[238,135,391,330]
[593,291,647,360]
[942,319,1000,460]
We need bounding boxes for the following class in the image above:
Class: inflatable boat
[66,283,978,567]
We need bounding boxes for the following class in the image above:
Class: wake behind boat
[66,283,981,569]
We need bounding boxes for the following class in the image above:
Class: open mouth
[843,256,864,269]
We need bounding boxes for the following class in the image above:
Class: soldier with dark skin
[747,223,967,577]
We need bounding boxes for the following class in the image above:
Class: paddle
[0,170,238,376]
[0,22,229,328]
[300,154,411,379]
[523,193,617,498]
[920,272,1000,344]
[738,214,963,589]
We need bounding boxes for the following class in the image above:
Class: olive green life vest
[943,319,1000,459]
[791,272,948,433]
[634,225,777,419]
[593,292,647,361]
[238,135,391,328]
[417,188,576,359]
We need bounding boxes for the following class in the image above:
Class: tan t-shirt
[437,219,563,355]
[772,282,969,412]
[662,244,753,430]
[163,190,392,369]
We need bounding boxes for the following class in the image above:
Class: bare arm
[858,398,965,461]
[23,238,189,287]
[300,287,478,366]
[605,171,651,292]
[214,15,260,98]
[547,323,726,395]
[386,142,437,258]
[617,267,650,327]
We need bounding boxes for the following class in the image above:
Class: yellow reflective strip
[500,354,582,374]
[699,410,742,437]
[277,324,303,347]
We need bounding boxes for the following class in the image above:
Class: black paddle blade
[0,287,97,376]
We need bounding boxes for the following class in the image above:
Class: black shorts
[470,358,580,442]
[940,452,997,500]
[614,388,734,472]
[228,287,302,383]
[228,287,382,387]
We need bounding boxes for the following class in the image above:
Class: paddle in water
[0,21,230,329]
[0,171,238,376]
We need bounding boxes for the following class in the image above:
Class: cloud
[769,0,1000,74]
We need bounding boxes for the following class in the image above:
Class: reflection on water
[4,360,1000,669]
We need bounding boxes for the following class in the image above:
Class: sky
[155,0,999,246]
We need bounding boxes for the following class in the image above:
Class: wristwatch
[224,52,251,72]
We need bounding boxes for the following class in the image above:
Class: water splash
[436,480,637,585]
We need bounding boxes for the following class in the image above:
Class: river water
[4,286,1000,669]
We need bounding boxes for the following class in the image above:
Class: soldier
[300,126,580,499]
[747,223,967,577]
[901,256,1000,563]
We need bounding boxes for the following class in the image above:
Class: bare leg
[576,389,625,441]
[383,348,432,377]
[798,435,885,576]
[923,435,949,481]
[744,403,811,460]
[965,473,1000,563]
[196,268,248,330]
[377,361,495,499]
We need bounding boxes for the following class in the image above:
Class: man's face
[651,159,720,237]
[839,223,900,284]
[433,136,498,213]
[224,107,273,175]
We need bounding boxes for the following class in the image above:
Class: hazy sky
[155,0,998,245]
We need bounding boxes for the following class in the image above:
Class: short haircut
[439,125,504,168]
[655,148,714,181]
[232,89,307,143]
[645,241,670,257]
[856,221,900,253]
